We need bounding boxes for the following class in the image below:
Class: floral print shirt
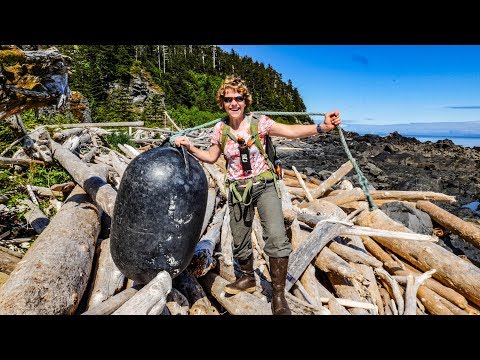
[211,114,274,181]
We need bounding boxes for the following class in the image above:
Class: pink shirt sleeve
[258,114,275,136]
[211,122,223,145]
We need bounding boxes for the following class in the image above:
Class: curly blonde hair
[216,75,253,109]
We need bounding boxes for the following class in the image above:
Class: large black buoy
[110,143,208,284]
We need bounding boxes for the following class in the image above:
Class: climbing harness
[169,111,378,211]
[221,113,282,205]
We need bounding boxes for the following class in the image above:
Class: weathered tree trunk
[0,185,101,314]
[356,209,480,307]
[416,200,480,249]
[50,140,117,217]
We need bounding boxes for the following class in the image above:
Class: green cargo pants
[228,179,292,261]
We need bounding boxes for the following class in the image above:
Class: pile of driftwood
[1,121,480,315]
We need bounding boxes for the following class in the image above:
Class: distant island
[344,120,480,138]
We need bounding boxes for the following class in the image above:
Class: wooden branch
[396,269,436,315]
[21,199,49,234]
[81,286,140,315]
[328,241,383,268]
[0,186,101,315]
[291,166,314,202]
[299,160,353,204]
[357,209,480,307]
[340,224,438,242]
[164,112,182,131]
[375,267,405,315]
[0,156,46,167]
[50,140,117,217]
[416,200,480,249]
[363,235,469,311]
[315,246,367,285]
[319,297,376,310]
[46,121,145,128]
[325,189,456,206]
[113,271,172,315]
[86,238,125,310]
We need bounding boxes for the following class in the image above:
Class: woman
[174,75,341,315]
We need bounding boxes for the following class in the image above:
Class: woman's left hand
[323,111,341,131]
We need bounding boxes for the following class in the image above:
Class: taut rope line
[168,111,377,210]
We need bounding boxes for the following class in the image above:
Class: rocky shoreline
[276,130,480,264]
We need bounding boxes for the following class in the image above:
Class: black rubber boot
[224,255,256,295]
[269,257,292,315]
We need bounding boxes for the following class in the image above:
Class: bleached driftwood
[285,216,345,291]
[48,121,144,128]
[315,247,367,285]
[416,200,480,249]
[201,271,271,315]
[21,199,49,234]
[291,166,314,201]
[113,271,172,315]
[200,188,217,237]
[202,163,227,199]
[394,269,436,315]
[328,240,383,268]
[362,235,468,313]
[375,267,405,315]
[357,209,480,307]
[347,234,385,315]
[86,238,125,309]
[324,188,456,206]
[50,140,117,217]
[0,186,101,315]
[299,160,353,205]
[217,207,235,281]
[82,286,140,315]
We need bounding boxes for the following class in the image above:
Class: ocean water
[413,136,480,148]
[350,131,480,148]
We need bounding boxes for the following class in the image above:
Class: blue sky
[219,45,480,130]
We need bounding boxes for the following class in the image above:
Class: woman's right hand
[174,136,192,151]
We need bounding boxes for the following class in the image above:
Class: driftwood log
[0,186,101,314]
[50,140,117,217]
[356,209,480,307]
[416,200,480,249]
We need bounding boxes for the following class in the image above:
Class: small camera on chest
[237,136,252,171]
